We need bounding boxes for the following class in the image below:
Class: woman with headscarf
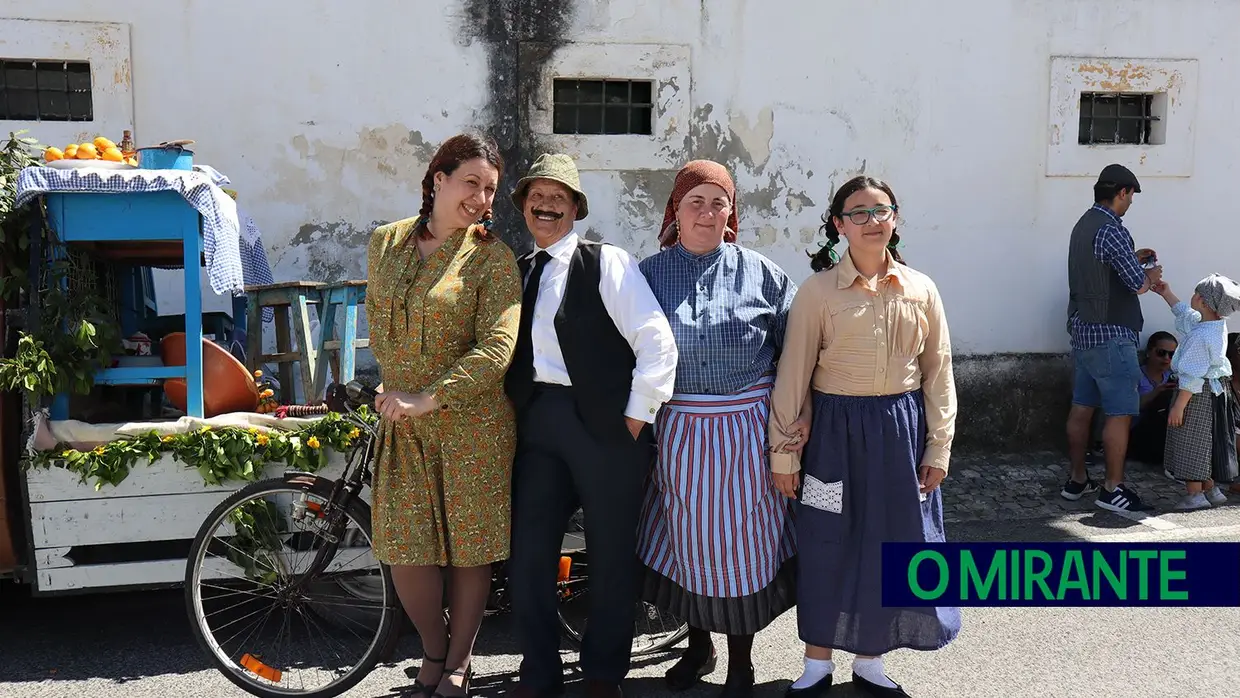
[636,160,802,698]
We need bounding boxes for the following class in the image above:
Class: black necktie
[514,251,552,373]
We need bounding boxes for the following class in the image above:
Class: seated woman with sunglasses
[1127,331,1179,465]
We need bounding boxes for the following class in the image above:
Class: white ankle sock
[790,658,834,689]
[852,657,896,688]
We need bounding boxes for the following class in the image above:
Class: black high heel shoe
[405,655,446,697]
[432,666,473,698]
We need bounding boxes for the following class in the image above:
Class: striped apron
[637,375,796,598]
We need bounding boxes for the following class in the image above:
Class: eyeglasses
[843,205,897,225]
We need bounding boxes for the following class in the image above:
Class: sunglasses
[1152,348,1175,359]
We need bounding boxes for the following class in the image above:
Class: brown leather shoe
[583,680,623,698]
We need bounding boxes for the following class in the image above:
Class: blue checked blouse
[639,242,798,396]
[1169,300,1231,395]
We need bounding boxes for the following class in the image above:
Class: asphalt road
[2,505,1238,698]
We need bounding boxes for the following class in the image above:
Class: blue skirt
[795,390,960,655]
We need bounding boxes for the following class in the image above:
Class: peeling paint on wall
[461,0,578,253]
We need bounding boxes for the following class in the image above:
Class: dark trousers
[509,386,652,689]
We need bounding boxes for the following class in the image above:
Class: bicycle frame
[287,382,380,586]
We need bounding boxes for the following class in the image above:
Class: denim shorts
[1072,338,1141,417]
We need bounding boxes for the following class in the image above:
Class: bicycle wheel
[555,554,688,656]
[185,476,399,698]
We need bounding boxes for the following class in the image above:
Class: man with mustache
[505,153,678,698]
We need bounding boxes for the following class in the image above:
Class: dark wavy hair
[808,175,906,272]
[416,132,504,241]
[1145,331,1177,352]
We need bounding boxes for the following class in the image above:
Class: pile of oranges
[43,136,138,166]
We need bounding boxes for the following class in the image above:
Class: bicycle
[185,381,687,698]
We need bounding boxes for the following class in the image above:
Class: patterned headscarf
[1195,273,1240,318]
[658,160,740,249]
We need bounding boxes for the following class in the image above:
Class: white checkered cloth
[15,165,245,295]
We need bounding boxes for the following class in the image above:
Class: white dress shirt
[521,232,678,423]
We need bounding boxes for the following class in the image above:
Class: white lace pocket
[800,474,843,514]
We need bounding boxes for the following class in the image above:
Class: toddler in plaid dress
[1153,274,1240,510]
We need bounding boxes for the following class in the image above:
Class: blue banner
[881,542,1240,607]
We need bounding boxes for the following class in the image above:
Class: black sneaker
[1095,483,1154,512]
[1061,477,1100,501]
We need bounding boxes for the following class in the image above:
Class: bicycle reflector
[558,556,571,583]
[240,653,283,683]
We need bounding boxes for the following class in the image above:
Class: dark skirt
[641,558,797,636]
[795,390,961,656]
[1165,387,1239,483]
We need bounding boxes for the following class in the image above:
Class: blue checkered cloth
[640,242,798,395]
[15,165,245,295]
[238,209,275,323]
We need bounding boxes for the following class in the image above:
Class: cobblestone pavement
[941,450,1234,522]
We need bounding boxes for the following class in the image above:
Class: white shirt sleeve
[597,245,679,422]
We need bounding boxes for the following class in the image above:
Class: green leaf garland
[27,408,377,490]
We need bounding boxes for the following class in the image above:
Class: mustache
[531,208,564,220]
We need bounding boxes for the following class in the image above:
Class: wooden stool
[312,280,369,400]
[244,281,325,404]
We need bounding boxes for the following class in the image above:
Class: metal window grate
[552,79,653,135]
[0,59,94,122]
[1078,92,1157,145]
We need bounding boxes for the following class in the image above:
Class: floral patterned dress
[365,216,522,567]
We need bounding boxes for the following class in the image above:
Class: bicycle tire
[184,475,399,698]
[557,603,689,656]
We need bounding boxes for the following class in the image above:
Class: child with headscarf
[1153,273,1240,509]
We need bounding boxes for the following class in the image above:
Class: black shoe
[665,646,717,691]
[1095,483,1154,512]
[1060,476,1099,501]
[405,655,446,697]
[786,673,833,695]
[853,673,911,697]
[719,664,755,698]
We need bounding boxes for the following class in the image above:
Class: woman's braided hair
[416,132,504,241]
[808,175,906,272]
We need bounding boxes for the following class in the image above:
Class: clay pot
[160,332,260,417]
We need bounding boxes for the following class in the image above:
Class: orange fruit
[75,143,98,159]
[44,147,64,161]
[93,136,116,151]
[63,144,78,157]
[101,147,124,162]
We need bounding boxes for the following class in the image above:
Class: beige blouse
[768,249,957,475]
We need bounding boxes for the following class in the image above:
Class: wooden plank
[25,453,347,502]
[30,491,234,547]
[36,546,73,570]
[38,559,185,591]
[36,547,377,592]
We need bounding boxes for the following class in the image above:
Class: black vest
[1066,207,1144,333]
[505,240,637,444]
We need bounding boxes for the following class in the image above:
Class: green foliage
[28,408,375,491]
[0,130,122,400]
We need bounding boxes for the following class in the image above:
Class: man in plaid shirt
[1063,164,1162,512]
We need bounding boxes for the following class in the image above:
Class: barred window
[0,59,93,122]
[553,79,653,136]
[1078,92,1158,146]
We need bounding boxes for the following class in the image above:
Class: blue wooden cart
[35,188,208,419]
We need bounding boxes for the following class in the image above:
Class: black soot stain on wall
[462,0,576,253]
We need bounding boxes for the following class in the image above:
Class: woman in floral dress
[366,132,522,697]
